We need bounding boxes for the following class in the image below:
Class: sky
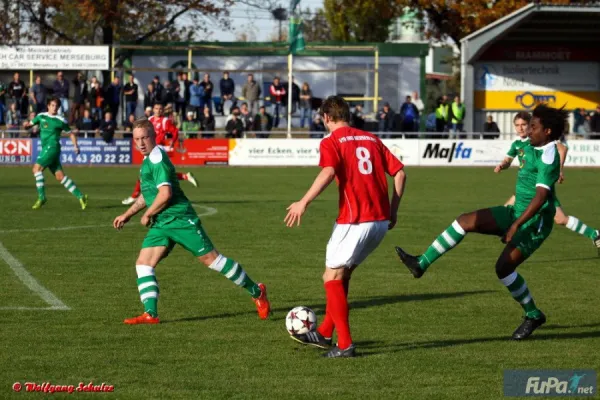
[201,0,325,42]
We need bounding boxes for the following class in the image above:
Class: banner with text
[42,138,133,165]
[132,139,229,165]
[0,138,36,165]
[0,46,109,70]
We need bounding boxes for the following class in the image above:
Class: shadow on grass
[160,290,495,324]
[527,256,600,264]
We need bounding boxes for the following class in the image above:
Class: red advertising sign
[132,139,229,165]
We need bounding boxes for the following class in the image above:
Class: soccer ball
[285,306,317,335]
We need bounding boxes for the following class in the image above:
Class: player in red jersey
[284,96,407,358]
[122,103,198,205]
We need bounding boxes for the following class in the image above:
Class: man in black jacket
[591,105,600,137]
[123,74,138,119]
[70,73,88,125]
[220,71,235,115]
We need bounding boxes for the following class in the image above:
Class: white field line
[0,240,70,310]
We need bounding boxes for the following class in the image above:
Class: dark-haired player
[285,96,407,357]
[496,112,600,252]
[396,104,567,340]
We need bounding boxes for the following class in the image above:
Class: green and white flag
[288,0,305,54]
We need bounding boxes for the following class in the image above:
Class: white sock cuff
[61,176,67,184]
[452,220,466,236]
[208,254,226,272]
[34,172,43,178]
[135,264,155,278]
[500,271,518,287]
[566,216,578,230]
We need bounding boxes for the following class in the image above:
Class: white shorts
[325,221,389,269]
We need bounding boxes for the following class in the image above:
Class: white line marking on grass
[0,306,67,310]
[0,240,70,311]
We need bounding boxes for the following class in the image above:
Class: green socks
[500,272,541,319]
[419,220,466,270]
[136,265,159,317]
[208,254,261,298]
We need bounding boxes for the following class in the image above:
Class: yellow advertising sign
[474,91,600,110]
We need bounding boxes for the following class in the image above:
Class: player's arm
[141,185,172,227]
[64,120,80,154]
[284,167,336,227]
[113,195,146,230]
[494,156,514,173]
[23,114,40,129]
[556,141,567,183]
[389,169,407,230]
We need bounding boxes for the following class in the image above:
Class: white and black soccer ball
[285,306,317,335]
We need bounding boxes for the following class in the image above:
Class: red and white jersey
[149,115,179,146]
[319,126,403,224]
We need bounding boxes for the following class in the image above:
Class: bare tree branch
[19,0,77,43]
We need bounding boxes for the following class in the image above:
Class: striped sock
[60,175,83,199]
[136,265,159,317]
[34,172,45,200]
[419,220,466,270]
[208,254,261,298]
[500,272,541,318]
[566,216,599,240]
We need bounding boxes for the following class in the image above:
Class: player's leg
[122,179,141,205]
[172,218,270,318]
[504,194,516,207]
[32,163,47,209]
[557,205,600,249]
[124,229,173,324]
[53,164,87,209]
[396,207,506,276]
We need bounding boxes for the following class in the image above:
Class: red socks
[176,172,187,180]
[317,279,352,349]
[131,179,141,198]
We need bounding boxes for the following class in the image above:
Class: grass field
[0,166,599,399]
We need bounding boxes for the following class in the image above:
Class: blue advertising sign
[35,138,132,165]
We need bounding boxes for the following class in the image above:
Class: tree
[397,0,594,47]
[323,0,398,42]
[301,8,332,42]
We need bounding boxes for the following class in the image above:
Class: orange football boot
[252,283,271,320]
[123,312,160,325]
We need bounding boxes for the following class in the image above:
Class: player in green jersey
[396,105,568,340]
[496,112,600,253]
[23,97,88,210]
[113,119,270,324]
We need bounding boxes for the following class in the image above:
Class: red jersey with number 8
[319,126,404,224]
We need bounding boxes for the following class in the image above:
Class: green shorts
[491,205,554,260]
[36,146,62,173]
[141,217,215,257]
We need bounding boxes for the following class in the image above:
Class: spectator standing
[299,82,312,128]
[96,112,116,143]
[450,95,466,136]
[71,72,88,125]
[435,96,449,133]
[573,108,584,134]
[188,78,204,120]
[576,109,588,136]
[351,104,365,130]
[8,72,28,117]
[309,114,326,139]
[399,95,419,132]
[591,105,600,135]
[76,109,97,134]
[152,76,164,103]
[269,77,286,128]
[30,75,47,114]
[483,115,500,137]
[242,73,261,116]
[123,74,138,119]
[377,102,395,138]
[162,81,176,107]
[182,72,192,112]
[53,71,70,117]
[26,111,40,137]
[219,71,235,115]
[89,76,103,121]
[253,105,273,138]
[200,73,214,113]
[182,111,201,139]
[286,77,300,114]
[200,106,215,138]
[144,83,157,110]
[412,91,425,116]
[225,108,244,138]
[174,72,186,116]
[105,77,122,122]
[0,79,6,125]
[6,102,22,137]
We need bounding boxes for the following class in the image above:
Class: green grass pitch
[0,166,598,399]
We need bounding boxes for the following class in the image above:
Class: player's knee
[456,214,473,232]
[198,250,219,267]
[495,259,515,279]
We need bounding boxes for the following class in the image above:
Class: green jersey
[513,141,560,217]
[140,146,196,226]
[506,137,530,166]
[32,112,71,149]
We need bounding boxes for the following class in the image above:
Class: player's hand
[558,171,565,184]
[284,201,306,227]
[140,214,153,227]
[388,214,398,230]
[502,223,519,244]
[494,164,503,173]
[113,214,130,230]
